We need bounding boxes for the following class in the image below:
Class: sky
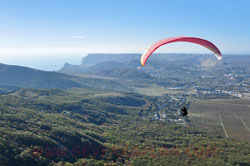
[0,0,250,70]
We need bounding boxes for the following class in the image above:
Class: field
[134,86,196,96]
[189,99,250,142]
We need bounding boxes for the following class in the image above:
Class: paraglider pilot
[180,106,188,116]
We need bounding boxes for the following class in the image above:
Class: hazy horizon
[1,0,250,70]
[1,53,250,71]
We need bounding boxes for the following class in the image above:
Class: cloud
[68,35,86,39]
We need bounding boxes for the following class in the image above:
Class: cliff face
[80,53,141,67]
[60,53,141,73]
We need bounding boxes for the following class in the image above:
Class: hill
[1,88,250,165]
[0,63,82,90]
[60,54,143,78]
[80,53,141,67]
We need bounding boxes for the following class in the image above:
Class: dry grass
[189,99,250,142]
[134,86,196,96]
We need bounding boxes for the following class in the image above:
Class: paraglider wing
[141,36,222,66]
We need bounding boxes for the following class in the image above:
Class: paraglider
[180,106,188,116]
[141,37,222,117]
[141,36,222,66]
[177,106,188,117]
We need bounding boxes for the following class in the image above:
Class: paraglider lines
[219,115,229,138]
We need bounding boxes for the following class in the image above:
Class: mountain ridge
[0,63,82,91]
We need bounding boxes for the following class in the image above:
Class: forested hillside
[1,88,250,165]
